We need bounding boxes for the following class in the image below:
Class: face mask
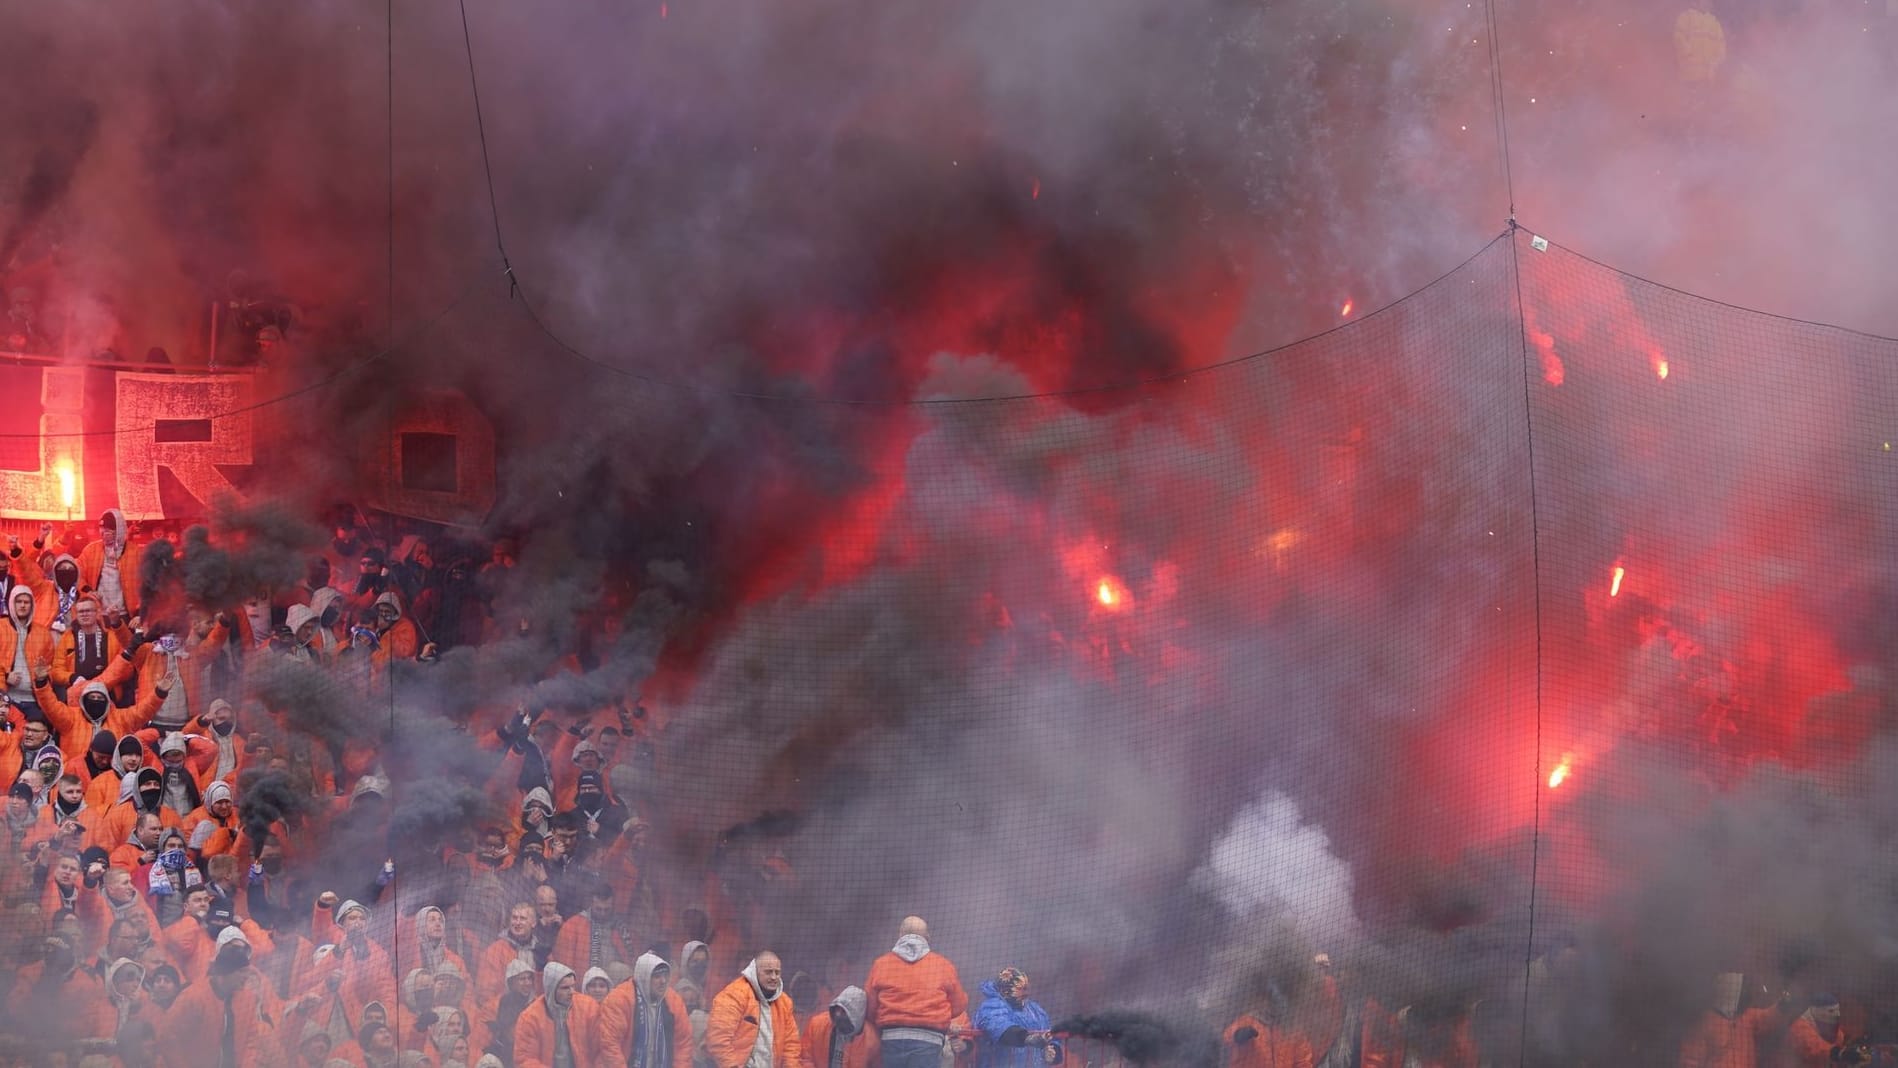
[212,720,235,737]
[157,635,181,654]
[260,856,284,875]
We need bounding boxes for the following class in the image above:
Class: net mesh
[5,227,1896,1068]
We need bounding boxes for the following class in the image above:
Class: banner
[0,365,494,523]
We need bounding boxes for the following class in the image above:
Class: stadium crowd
[0,508,1088,1068]
[0,509,1877,1068]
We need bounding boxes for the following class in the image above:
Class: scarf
[219,990,239,1068]
[551,996,577,1068]
[634,989,671,1068]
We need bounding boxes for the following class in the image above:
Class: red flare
[1548,759,1571,789]
[1340,299,1354,318]
[1031,178,1040,200]
[1609,566,1625,597]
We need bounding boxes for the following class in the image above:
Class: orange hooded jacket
[864,936,968,1032]
[517,962,605,1068]
[708,961,803,1068]
[600,953,698,1068]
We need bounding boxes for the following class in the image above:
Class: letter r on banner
[114,374,254,518]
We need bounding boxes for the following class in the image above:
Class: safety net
[1,224,1895,1068]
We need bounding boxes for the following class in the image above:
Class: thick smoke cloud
[2,0,1896,1063]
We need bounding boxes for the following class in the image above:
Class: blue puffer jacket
[971,980,1065,1068]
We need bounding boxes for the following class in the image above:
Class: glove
[1232,1027,1259,1046]
[376,859,396,887]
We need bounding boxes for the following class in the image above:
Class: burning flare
[1095,575,1130,610]
[1609,565,1625,598]
[1339,298,1354,318]
[56,461,76,511]
[1548,758,1571,789]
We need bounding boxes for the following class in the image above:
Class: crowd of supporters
[0,508,1881,1068]
[0,508,1087,1068]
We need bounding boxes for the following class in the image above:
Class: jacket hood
[285,603,318,635]
[830,986,868,1036]
[634,952,670,999]
[374,590,404,617]
[544,961,576,1001]
[204,780,233,807]
[892,934,931,963]
[106,957,145,992]
[78,681,111,719]
[102,508,126,543]
[522,786,554,816]
[310,586,344,620]
[743,958,782,1003]
[350,775,389,804]
[51,553,77,576]
[681,940,709,973]
[8,583,34,618]
[584,966,612,993]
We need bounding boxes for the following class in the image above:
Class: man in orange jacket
[709,952,803,1068]
[517,960,604,1068]
[803,985,879,1068]
[865,918,968,1068]
[1778,994,1862,1067]
[601,951,697,1068]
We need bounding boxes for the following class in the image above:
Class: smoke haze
[2,0,1896,1063]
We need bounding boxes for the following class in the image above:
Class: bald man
[708,952,803,1068]
[865,918,969,1068]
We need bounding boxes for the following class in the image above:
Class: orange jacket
[0,617,55,690]
[1680,1008,1782,1068]
[75,536,144,617]
[6,549,61,630]
[478,935,538,1013]
[160,973,279,1068]
[708,971,803,1068]
[37,678,164,767]
[49,621,123,689]
[802,1007,881,1068]
[600,976,696,1068]
[1225,1016,1314,1068]
[555,911,617,975]
[1775,1015,1841,1068]
[517,992,605,1068]
[864,944,968,1032]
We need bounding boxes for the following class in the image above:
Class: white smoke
[1195,791,1362,953]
